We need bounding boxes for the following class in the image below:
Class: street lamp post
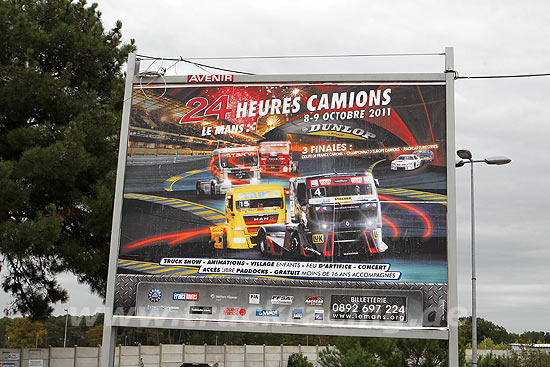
[456,150,511,367]
[63,308,69,348]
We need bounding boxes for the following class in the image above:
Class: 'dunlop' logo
[148,289,162,303]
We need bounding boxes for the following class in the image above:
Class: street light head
[484,156,511,165]
[456,160,466,168]
[457,149,472,160]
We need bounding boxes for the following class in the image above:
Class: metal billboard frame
[101,48,458,367]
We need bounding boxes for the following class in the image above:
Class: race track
[118,155,448,282]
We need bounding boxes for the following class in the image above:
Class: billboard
[111,74,451,336]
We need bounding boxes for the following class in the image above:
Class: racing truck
[196,146,260,197]
[259,141,297,175]
[256,173,386,259]
[209,184,286,252]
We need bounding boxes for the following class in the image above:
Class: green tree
[85,325,103,346]
[5,318,46,348]
[0,0,135,319]
[518,331,550,344]
[478,337,510,350]
[319,337,405,367]
[459,317,512,345]
[42,315,66,346]
[0,317,10,347]
[478,353,504,367]
[319,337,467,367]
[397,339,448,367]
[499,348,550,367]
[288,353,314,367]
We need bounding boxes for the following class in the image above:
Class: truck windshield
[220,152,258,168]
[397,155,415,160]
[309,184,373,198]
[260,144,290,155]
[236,197,284,209]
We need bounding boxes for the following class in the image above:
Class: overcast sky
[4,0,549,335]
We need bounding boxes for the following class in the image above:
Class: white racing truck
[196,146,260,197]
[256,172,387,260]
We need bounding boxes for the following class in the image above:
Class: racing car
[391,154,422,170]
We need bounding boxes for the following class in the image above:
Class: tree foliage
[85,325,103,346]
[0,0,134,319]
[5,318,46,348]
[500,348,550,367]
[287,353,314,367]
[319,336,467,367]
[478,349,550,367]
[319,337,410,367]
[478,337,510,350]
[459,317,512,345]
[478,353,504,367]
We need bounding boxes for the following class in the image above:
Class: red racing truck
[259,141,297,175]
[196,146,260,197]
[256,172,387,260]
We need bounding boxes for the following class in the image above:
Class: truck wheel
[287,233,301,260]
[205,240,215,257]
[257,230,267,256]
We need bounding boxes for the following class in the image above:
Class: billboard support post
[100,52,138,367]
[445,46,459,367]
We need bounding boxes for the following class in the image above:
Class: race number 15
[179,95,232,123]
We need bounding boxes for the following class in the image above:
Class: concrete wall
[6,347,545,366]
[465,349,510,361]
[0,345,329,367]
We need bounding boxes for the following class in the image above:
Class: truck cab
[288,172,384,258]
[259,141,296,175]
[196,146,260,197]
[213,184,286,250]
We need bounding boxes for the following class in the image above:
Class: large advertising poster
[114,78,448,333]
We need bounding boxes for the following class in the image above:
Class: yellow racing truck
[210,184,286,253]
